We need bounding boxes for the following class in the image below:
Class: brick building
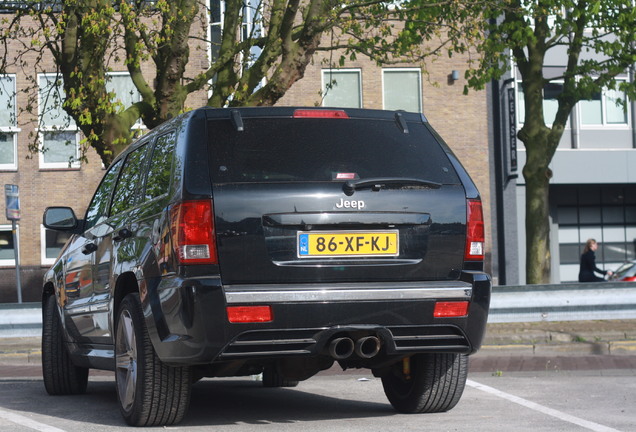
[0,4,491,302]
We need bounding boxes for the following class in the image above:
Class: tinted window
[110,145,149,215]
[208,118,460,184]
[144,132,175,201]
[85,159,122,230]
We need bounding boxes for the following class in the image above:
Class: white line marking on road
[0,407,66,432]
[466,379,622,432]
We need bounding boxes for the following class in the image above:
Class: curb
[0,336,42,365]
[0,350,42,365]
[477,340,636,356]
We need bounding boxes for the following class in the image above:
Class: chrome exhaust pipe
[328,337,355,360]
[355,336,381,359]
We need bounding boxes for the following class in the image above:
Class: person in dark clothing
[578,238,613,282]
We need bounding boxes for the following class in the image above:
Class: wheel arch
[42,281,55,301]
[112,272,140,325]
[42,282,55,320]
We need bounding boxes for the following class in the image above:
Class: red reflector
[622,276,636,282]
[434,301,469,318]
[227,306,273,323]
[169,200,218,265]
[293,109,349,119]
[465,198,484,261]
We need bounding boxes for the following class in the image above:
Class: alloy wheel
[115,308,138,412]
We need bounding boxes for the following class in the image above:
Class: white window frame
[321,69,363,108]
[0,74,19,171]
[37,73,80,169]
[381,68,422,113]
[578,79,630,129]
[0,224,16,267]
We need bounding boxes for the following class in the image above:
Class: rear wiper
[343,177,442,195]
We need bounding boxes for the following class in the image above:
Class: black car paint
[43,107,491,375]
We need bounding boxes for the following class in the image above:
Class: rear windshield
[208,118,461,184]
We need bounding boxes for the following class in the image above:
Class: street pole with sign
[4,184,22,303]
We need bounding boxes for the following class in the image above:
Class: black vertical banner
[507,87,518,173]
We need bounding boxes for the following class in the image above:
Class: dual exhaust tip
[328,336,381,360]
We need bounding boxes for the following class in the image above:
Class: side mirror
[43,207,79,231]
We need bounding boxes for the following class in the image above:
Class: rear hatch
[207,109,467,285]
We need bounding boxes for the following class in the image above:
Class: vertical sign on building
[507,87,518,173]
[4,184,22,303]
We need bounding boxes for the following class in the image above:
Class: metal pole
[12,219,22,304]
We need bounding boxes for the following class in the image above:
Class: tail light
[169,200,218,265]
[621,276,636,282]
[465,198,484,261]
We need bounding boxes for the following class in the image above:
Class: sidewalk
[1,320,635,365]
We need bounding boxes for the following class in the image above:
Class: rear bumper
[143,271,491,366]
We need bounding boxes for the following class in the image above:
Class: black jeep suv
[42,107,490,426]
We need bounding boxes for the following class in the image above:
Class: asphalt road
[0,358,634,432]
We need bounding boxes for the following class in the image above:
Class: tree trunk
[522,152,552,284]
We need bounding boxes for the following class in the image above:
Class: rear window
[208,118,460,184]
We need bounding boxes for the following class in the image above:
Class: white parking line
[0,407,66,432]
[466,379,622,432]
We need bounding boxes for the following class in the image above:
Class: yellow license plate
[297,231,399,258]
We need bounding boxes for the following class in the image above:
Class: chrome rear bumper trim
[224,281,471,304]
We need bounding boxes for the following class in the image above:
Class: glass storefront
[555,185,636,281]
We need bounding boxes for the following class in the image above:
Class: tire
[262,366,299,388]
[42,295,89,395]
[115,293,192,426]
[381,353,468,414]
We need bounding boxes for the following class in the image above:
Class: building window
[38,74,79,169]
[0,226,15,266]
[382,69,422,112]
[322,69,362,108]
[0,74,18,170]
[106,73,140,110]
[106,72,143,129]
[41,226,71,265]
[555,185,636,282]
[579,83,628,126]
[516,81,564,126]
[208,0,224,63]
[207,0,262,78]
[241,0,261,43]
